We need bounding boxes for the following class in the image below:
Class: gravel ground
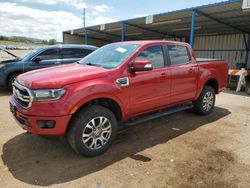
[0,88,250,188]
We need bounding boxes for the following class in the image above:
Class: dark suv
[0,44,97,90]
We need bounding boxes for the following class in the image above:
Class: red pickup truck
[10,41,228,156]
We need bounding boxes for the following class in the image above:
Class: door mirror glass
[130,59,153,73]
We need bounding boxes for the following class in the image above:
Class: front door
[129,45,171,115]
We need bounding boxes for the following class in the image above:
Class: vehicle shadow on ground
[223,88,249,97]
[1,106,230,186]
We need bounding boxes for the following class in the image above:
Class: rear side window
[60,48,94,59]
[167,45,191,66]
[38,49,60,60]
[136,45,164,68]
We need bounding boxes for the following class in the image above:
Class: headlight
[31,88,66,101]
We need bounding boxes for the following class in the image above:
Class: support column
[190,9,196,48]
[121,23,125,41]
[62,33,65,44]
[84,29,88,44]
[243,34,250,68]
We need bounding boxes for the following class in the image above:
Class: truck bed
[196,58,228,94]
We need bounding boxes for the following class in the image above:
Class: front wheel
[7,73,20,91]
[193,86,215,115]
[67,105,118,157]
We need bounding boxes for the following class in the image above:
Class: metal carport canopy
[63,0,250,45]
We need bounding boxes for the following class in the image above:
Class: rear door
[60,48,94,64]
[129,45,171,115]
[166,45,198,104]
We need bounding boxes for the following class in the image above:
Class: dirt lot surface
[0,88,250,188]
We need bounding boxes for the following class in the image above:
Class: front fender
[64,80,130,120]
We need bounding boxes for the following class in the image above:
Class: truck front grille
[13,81,32,108]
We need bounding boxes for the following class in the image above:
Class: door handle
[188,68,194,73]
[160,73,167,79]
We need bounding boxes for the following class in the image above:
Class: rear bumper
[10,98,72,136]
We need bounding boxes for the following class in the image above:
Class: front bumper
[10,97,72,136]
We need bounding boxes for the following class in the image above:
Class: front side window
[37,49,60,60]
[167,45,191,66]
[135,45,164,68]
[79,43,140,69]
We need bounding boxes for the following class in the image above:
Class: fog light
[37,120,55,129]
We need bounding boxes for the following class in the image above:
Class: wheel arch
[6,71,23,90]
[195,77,219,100]
[204,78,219,94]
[69,97,123,123]
[6,71,23,84]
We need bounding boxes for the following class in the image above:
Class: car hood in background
[17,63,110,89]
[0,47,20,64]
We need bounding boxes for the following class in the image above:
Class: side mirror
[130,59,153,73]
[33,57,42,63]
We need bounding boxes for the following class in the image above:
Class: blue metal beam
[86,28,135,40]
[87,28,122,38]
[243,34,250,68]
[196,9,250,34]
[66,32,111,43]
[243,34,248,50]
[124,22,179,38]
[190,9,196,48]
[121,23,125,41]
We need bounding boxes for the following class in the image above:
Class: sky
[0,0,228,42]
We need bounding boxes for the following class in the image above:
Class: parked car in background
[0,45,97,90]
[10,41,228,157]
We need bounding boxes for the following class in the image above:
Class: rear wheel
[193,86,215,115]
[7,73,20,91]
[67,105,117,157]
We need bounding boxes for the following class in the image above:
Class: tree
[48,39,56,45]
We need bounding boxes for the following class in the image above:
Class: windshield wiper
[85,62,102,67]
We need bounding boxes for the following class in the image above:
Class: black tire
[193,86,215,115]
[7,73,20,91]
[66,105,118,157]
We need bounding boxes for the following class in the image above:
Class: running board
[125,103,193,127]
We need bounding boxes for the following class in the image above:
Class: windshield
[21,48,41,61]
[79,43,140,69]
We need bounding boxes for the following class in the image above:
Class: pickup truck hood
[17,63,110,89]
